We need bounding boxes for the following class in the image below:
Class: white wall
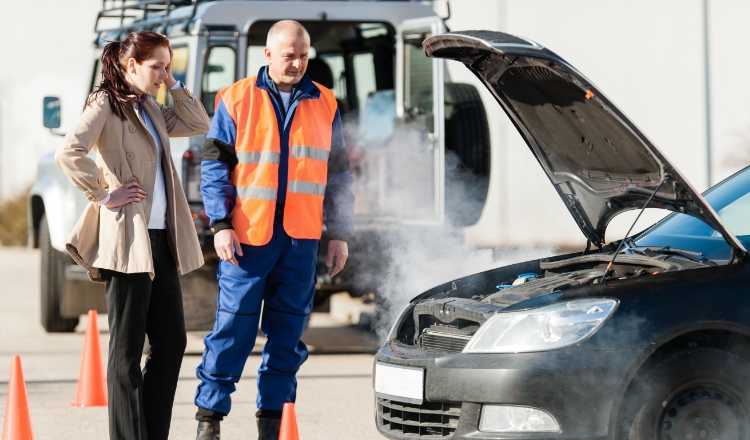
[446,0,750,248]
[0,0,101,199]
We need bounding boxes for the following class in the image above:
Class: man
[194,20,354,440]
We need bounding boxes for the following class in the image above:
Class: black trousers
[101,229,187,440]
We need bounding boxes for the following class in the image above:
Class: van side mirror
[43,97,61,129]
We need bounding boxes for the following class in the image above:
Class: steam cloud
[372,227,555,341]
[346,119,554,340]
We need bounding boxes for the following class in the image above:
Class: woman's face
[126,45,170,96]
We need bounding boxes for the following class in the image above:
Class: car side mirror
[43,97,61,129]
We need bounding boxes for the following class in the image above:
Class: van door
[200,29,240,116]
[391,16,446,225]
[183,30,240,204]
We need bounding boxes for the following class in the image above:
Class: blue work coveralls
[194,66,354,415]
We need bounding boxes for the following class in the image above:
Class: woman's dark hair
[87,31,170,119]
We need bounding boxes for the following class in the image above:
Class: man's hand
[214,229,243,266]
[104,181,147,208]
[326,239,348,277]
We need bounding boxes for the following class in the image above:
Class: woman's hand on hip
[104,181,147,208]
[214,229,243,266]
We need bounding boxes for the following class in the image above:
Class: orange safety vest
[217,76,338,246]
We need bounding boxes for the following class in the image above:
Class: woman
[55,31,210,440]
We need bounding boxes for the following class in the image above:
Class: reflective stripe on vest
[289,180,326,196]
[236,186,277,201]
[218,76,338,245]
[291,146,330,161]
[237,151,281,165]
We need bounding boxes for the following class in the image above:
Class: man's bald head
[264,20,310,92]
[266,20,310,49]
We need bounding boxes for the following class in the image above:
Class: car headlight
[463,298,618,353]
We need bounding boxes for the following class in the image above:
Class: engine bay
[391,252,709,354]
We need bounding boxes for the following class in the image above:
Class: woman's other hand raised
[164,44,177,88]
[104,181,147,208]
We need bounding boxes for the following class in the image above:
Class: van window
[352,53,376,115]
[245,20,394,120]
[202,46,236,115]
[317,54,346,100]
[404,34,433,117]
[247,45,266,78]
[156,46,189,105]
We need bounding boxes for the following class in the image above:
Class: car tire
[40,214,79,332]
[622,348,750,440]
[443,82,490,226]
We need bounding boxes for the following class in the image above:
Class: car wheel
[40,214,79,332]
[624,348,750,440]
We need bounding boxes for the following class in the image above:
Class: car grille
[377,398,461,438]
[420,329,472,354]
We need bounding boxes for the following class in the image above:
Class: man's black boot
[256,409,283,440]
[257,418,281,440]
[196,420,220,440]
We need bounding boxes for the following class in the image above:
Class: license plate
[374,363,424,404]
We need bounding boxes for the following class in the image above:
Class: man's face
[264,33,309,90]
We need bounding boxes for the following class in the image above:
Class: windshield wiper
[654,246,716,266]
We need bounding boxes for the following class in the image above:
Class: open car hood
[424,31,746,255]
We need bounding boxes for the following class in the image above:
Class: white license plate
[374,363,424,404]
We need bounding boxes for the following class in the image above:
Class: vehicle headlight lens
[463,298,618,353]
[480,405,559,432]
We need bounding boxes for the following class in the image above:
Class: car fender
[605,320,750,439]
[28,175,67,253]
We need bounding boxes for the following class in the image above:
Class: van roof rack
[95,0,208,42]
[94,0,445,44]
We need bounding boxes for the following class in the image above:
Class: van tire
[444,83,490,177]
[40,214,79,332]
[444,83,490,226]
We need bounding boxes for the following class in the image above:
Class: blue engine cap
[511,273,541,286]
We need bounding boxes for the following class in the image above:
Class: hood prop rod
[599,177,669,284]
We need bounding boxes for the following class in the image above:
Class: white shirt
[279,91,292,111]
[98,82,184,230]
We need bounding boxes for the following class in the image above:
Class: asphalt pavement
[0,246,384,439]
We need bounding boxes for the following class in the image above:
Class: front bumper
[374,342,642,440]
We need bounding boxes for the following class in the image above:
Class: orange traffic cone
[70,310,107,407]
[2,356,34,440]
[279,402,299,440]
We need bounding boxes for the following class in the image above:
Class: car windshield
[635,166,750,261]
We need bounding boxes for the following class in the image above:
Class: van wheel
[622,348,750,440]
[40,214,78,332]
[444,83,490,226]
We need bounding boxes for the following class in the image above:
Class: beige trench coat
[55,87,211,281]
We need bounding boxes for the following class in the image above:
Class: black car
[373,31,750,440]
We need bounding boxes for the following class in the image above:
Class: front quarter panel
[580,260,750,351]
